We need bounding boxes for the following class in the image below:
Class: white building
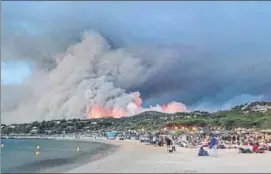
[252,105,271,113]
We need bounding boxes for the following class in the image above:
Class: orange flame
[89,104,124,119]
[88,94,187,119]
[161,102,187,113]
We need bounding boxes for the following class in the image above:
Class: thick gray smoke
[2,2,271,123]
[1,32,187,124]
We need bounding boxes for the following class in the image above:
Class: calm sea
[1,139,116,173]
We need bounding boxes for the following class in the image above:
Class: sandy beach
[67,139,271,173]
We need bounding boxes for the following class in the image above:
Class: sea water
[1,139,115,173]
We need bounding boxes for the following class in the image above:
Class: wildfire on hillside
[88,92,187,119]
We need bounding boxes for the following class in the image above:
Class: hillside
[232,101,271,112]
[1,101,271,135]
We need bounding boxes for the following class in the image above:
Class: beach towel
[239,148,252,153]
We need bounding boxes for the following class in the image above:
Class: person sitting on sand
[198,146,209,156]
[252,142,259,153]
[239,143,253,153]
[252,142,265,153]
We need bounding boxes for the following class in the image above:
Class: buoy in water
[1,144,4,148]
[34,151,40,156]
[36,145,40,150]
[76,147,80,152]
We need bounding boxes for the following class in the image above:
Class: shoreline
[40,137,121,173]
[3,137,271,173]
[55,137,122,172]
[1,137,119,173]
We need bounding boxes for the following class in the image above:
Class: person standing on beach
[152,136,157,146]
[172,138,176,152]
[209,135,218,150]
[165,136,171,152]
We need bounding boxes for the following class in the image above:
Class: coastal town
[2,102,271,152]
[2,102,271,136]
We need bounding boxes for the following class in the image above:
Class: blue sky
[2,1,271,107]
[1,62,31,84]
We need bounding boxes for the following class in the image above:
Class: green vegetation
[168,111,269,130]
[262,114,271,129]
[1,101,271,135]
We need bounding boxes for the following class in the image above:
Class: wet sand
[67,139,271,173]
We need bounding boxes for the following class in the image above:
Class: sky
[2,1,271,110]
[1,61,31,84]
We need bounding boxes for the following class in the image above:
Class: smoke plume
[1,2,271,124]
[1,32,187,124]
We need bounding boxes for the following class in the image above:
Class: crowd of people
[138,131,271,156]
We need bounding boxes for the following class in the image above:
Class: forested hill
[1,101,271,134]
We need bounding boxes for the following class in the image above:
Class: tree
[262,116,271,129]
[173,130,183,137]
[38,121,47,133]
